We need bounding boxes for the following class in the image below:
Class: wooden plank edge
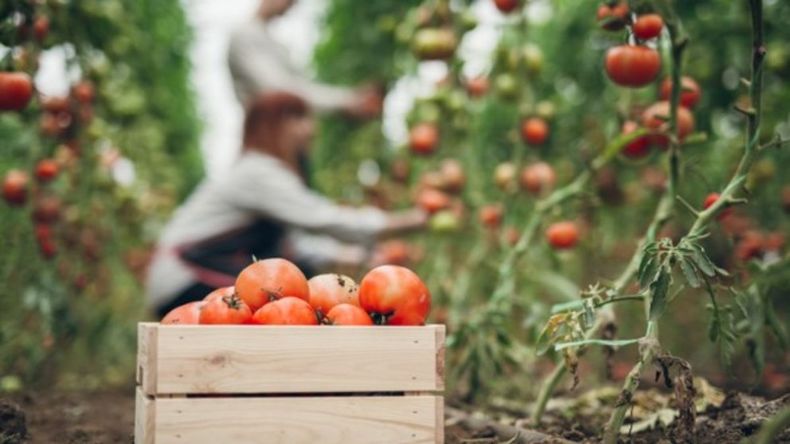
[135,387,155,444]
[137,322,159,395]
[435,324,446,391]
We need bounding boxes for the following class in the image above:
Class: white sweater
[146,151,387,307]
[227,19,357,111]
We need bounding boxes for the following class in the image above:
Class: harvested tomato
[161,301,204,325]
[493,0,520,14]
[32,196,61,224]
[632,14,664,40]
[520,117,549,145]
[235,258,309,311]
[703,192,732,220]
[203,286,236,303]
[479,204,504,228]
[0,72,34,111]
[359,265,431,325]
[659,76,701,108]
[621,120,651,158]
[416,188,451,214]
[439,159,465,192]
[596,2,630,31]
[521,162,556,195]
[199,293,252,324]
[307,274,360,316]
[2,170,28,206]
[409,123,439,155]
[72,81,96,104]
[35,159,59,182]
[252,296,318,325]
[325,304,373,326]
[641,101,695,148]
[466,76,489,98]
[546,221,579,249]
[605,45,661,88]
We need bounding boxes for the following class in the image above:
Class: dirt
[1,389,134,444]
[1,388,787,443]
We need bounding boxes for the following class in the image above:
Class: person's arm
[285,230,368,269]
[220,155,425,244]
[227,25,360,113]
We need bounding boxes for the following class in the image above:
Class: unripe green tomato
[412,28,458,61]
[522,43,544,75]
[766,43,788,71]
[430,210,461,233]
[414,101,442,123]
[536,101,556,120]
[460,10,478,31]
[445,90,467,112]
[495,73,519,100]
[747,158,775,189]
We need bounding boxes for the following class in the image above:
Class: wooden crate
[135,322,445,444]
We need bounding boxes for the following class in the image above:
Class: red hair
[243,91,309,147]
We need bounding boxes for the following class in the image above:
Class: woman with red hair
[146,92,425,316]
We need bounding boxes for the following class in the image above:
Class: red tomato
[439,159,466,193]
[703,192,732,220]
[161,301,204,325]
[325,304,373,326]
[479,204,504,228]
[72,81,95,104]
[37,237,57,259]
[546,221,579,249]
[199,293,252,324]
[632,14,664,40]
[35,159,59,182]
[416,188,451,214]
[503,226,520,246]
[307,274,360,316]
[32,196,61,224]
[520,162,556,195]
[33,16,50,42]
[409,123,439,155]
[358,265,431,326]
[203,286,236,303]
[40,96,70,113]
[235,258,309,311]
[374,240,412,266]
[605,45,661,88]
[641,101,695,148]
[466,76,489,98]
[621,120,651,158]
[0,72,34,111]
[493,0,520,13]
[252,296,318,325]
[520,117,550,145]
[735,231,764,262]
[2,170,28,206]
[659,76,701,108]
[596,2,630,31]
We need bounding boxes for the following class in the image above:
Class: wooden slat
[151,395,442,444]
[138,323,444,395]
[137,323,158,395]
[134,387,155,444]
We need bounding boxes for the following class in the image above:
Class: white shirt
[146,151,387,307]
[227,19,357,111]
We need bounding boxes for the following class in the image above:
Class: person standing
[227,0,380,116]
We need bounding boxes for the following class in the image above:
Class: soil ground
[1,387,788,443]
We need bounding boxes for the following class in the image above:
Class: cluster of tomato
[597,2,700,159]
[161,259,432,327]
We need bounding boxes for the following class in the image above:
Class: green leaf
[765,301,789,350]
[550,299,585,314]
[679,257,701,288]
[691,245,717,277]
[638,253,659,289]
[554,337,641,351]
[648,269,671,321]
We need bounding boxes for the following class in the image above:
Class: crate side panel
[154,325,443,394]
[134,387,155,444]
[154,395,442,444]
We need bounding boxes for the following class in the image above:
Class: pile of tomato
[161,258,432,327]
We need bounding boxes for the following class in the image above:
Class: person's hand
[384,208,428,234]
[344,86,382,119]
